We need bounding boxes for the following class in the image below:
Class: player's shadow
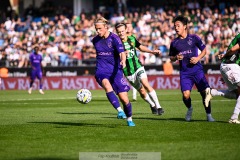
[57,112,116,116]
[28,121,117,128]
[56,112,114,115]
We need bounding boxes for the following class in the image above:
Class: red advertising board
[0,75,227,90]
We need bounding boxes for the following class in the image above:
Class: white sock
[133,88,137,100]
[149,90,161,109]
[127,117,132,121]
[117,107,123,112]
[211,89,225,96]
[144,94,155,107]
[211,89,237,99]
[231,96,240,119]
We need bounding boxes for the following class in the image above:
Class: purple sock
[106,91,120,110]
[124,103,132,117]
[39,84,43,89]
[183,97,191,108]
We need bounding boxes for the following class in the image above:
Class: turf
[0,89,239,160]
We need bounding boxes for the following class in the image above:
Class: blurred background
[0,0,239,90]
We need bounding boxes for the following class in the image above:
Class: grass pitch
[0,89,239,160]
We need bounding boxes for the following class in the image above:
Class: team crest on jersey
[187,39,192,45]
[107,41,112,48]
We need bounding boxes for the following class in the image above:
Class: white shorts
[125,66,147,90]
[220,63,240,91]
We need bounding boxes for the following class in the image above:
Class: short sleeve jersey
[29,52,42,70]
[169,34,206,75]
[92,32,125,74]
[122,35,142,76]
[223,33,240,65]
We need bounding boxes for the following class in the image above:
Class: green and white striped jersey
[223,33,240,65]
[122,35,143,76]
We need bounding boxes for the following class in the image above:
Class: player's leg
[211,64,239,99]
[130,74,157,114]
[28,70,36,94]
[141,77,164,115]
[113,73,135,126]
[211,89,237,99]
[132,87,137,101]
[196,72,215,122]
[37,71,44,94]
[101,78,126,118]
[229,75,240,123]
[220,64,240,123]
[118,92,135,126]
[136,67,164,115]
[95,73,126,119]
[181,75,195,121]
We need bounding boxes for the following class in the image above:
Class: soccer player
[169,15,214,122]
[210,33,240,124]
[28,46,44,94]
[92,17,135,127]
[126,22,138,101]
[115,23,164,115]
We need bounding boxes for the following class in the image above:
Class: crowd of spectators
[0,0,240,68]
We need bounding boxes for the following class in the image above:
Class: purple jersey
[29,52,42,70]
[92,32,125,75]
[169,34,206,75]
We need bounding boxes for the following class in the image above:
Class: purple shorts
[180,71,209,92]
[31,69,42,80]
[95,69,130,94]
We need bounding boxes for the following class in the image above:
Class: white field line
[0,92,234,102]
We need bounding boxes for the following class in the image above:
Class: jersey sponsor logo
[179,50,192,55]
[127,49,135,58]
[98,52,112,56]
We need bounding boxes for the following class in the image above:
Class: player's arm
[137,45,161,56]
[113,36,126,68]
[135,37,161,56]
[119,51,127,68]
[190,36,207,64]
[29,55,36,70]
[169,44,183,62]
[223,43,240,58]
[190,48,206,64]
[170,54,183,62]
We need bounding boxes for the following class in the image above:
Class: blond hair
[94,17,108,25]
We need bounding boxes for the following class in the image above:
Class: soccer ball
[76,89,92,104]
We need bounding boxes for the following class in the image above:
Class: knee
[183,92,190,99]
[138,87,146,96]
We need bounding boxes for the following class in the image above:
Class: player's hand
[153,50,161,56]
[125,50,129,56]
[176,54,183,60]
[120,60,126,68]
[190,57,199,64]
[218,54,224,60]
